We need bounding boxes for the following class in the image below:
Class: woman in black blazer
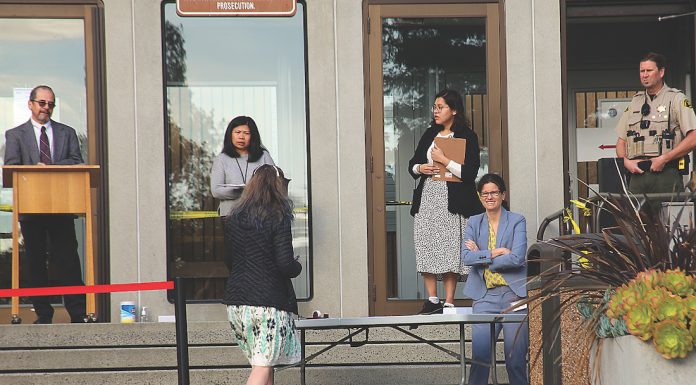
[223,164,301,385]
[408,89,484,314]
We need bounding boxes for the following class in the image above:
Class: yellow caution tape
[0,207,309,218]
[562,199,592,235]
[578,251,591,270]
[569,199,592,217]
[563,208,581,235]
[565,200,593,269]
[170,207,309,220]
[170,211,219,219]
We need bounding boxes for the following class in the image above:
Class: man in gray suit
[4,85,85,323]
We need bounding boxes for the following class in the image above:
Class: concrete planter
[592,335,696,385]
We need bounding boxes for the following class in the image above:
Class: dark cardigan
[222,213,302,314]
[408,124,484,218]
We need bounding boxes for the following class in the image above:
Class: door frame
[365,2,506,315]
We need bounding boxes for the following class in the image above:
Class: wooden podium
[2,165,99,324]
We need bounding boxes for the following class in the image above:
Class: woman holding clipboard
[210,116,275,217]
[408,89,484,314]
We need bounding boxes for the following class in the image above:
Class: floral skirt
[227,305,301,366]
[414,177,470,279]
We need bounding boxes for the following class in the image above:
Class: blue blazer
[461,208,528,300]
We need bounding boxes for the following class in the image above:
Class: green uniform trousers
[628,167,684,194]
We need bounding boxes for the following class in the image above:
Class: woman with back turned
[223,164,301,385]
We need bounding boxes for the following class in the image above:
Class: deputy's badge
[684,99,693,109]
[624,106,629,112]
[657,105,667,113]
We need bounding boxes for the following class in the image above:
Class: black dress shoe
[417,300,443,315]
[33,318,53,324]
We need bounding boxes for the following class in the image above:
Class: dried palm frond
[519,192,696,381]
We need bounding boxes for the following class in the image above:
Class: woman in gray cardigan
[210,116,275,217]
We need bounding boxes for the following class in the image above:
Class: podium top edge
[2,165,100,169]
[2,165,100,188]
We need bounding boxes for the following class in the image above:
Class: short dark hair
[477,173,509,210]
[431,89,471,134]
[29,85,54,101]
[477,173,507,193]
[221,116,265,162]
[641,52,666,70]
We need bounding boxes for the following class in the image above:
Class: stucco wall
[100,0,562,322]
[505,0,564,240]
[104,0,170,320]
[302,0,369,318]
[102,0,368,322]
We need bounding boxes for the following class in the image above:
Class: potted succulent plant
[527,193,696,384]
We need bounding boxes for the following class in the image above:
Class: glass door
[368,3,502,315]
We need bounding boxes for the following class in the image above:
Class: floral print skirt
[227,305,301,366]
[414,178,470,279]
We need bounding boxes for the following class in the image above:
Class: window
[0,2,107,319]
[162,1,311,301]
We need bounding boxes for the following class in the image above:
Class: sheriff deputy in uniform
[615,52,696,193]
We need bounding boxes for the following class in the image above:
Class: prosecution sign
[176,0,296,16]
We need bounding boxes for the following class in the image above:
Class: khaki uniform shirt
[615,84,696,159]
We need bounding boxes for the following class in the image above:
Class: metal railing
[536,208,571,241]
[586,192,694,232]
[536,192,696,241]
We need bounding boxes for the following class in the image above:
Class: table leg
[301,328,306,385]
[11,176,20,324]
[459,323,467,385]
[84,175,96,321]
[490,322,498,385]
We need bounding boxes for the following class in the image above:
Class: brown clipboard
[432,137,466,182]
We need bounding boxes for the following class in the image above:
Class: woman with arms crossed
[461,173,529,385]
[409,89,484,314]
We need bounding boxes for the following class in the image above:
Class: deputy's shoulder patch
[684,99,693,109]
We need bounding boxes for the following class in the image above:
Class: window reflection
[163,3,311,301]
[382,17,487,300]
[0,18,87,305]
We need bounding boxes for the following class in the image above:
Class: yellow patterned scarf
[484,219,508,288]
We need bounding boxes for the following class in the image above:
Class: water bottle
[120,301,136,323]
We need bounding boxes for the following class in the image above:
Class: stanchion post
[174,277,190,385]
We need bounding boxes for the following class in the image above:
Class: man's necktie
[39,126,52,164]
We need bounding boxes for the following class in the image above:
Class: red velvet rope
[0,281,174,298]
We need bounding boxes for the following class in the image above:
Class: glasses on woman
[431,105,450,113]
[480,190,501,198]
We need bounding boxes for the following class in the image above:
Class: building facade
[0,0,692,323]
